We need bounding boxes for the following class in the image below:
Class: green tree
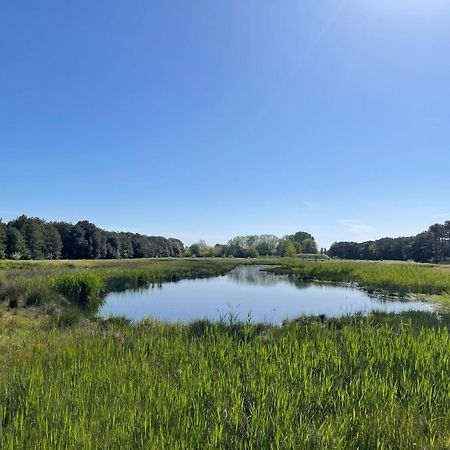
[277,239,297,257]
[105,233,121,259]
[189,243,202,257]
[6,227,28,259]
[68,221,107,259]
[445,221,450,260]
[246,246,259,258]
[0,220,6,258]
[212,244,227,257]
[43,224,63,259]
[284,231,318,254]
[119,233,134,258]
[188,240,209,257]
[302,237,318,254]
[169,239,184,257]
[255,235,279,256]
[198,240,209,256]
[9,215,45,259]
[53,221,74,259]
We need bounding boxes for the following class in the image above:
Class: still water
[99,265,434,324]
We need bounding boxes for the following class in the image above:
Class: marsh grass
[269,261,450,303]
[0,259,240,312]
[0,317,449,449]
[0,259,449,448]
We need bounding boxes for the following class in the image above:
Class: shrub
[52,272,105,306]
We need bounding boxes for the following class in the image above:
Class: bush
[0,283,27,307]
[26,284,66,307]
[52,272,105,306]
[51,308,83,328]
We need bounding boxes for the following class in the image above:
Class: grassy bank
[0,258,241,315]
[269,260,450,306]
[1,316,449,449]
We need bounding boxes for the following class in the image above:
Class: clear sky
[1,0,450,248]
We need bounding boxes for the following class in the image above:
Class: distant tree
[67,222,88,259]
[131,234,150,258]
[43,224,63,259]
[2,215,185,260]
[197,240,209,256]
[445,221,450,260]
[227,235,279,257]
[246,246,260,258]
[292,231,314,242]
[226,237,247,257]
[118,233,134,258]
[328,225,450,263]
[67,221,107,259]
[284,231,318,254]
[169,239,184,257]
[328,242,359,259]
[428,223,445,262]
[9,216,46,259]
[0,220,6,258]
[406,232,433,263]
[302,237,318,254]
[105,233,121,259]
[53,221,74,259]
[255,235,279,256]
[189,243,202,257]
[185,240,213,257]
[6,227,28,259]
[212,244,227,257]
[277,239,297,257]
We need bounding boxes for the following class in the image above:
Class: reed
[0,318,448,449]
[270,261,450,303]
[0,259,240,310]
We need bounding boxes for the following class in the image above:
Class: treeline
[328,222,450,263]
[0,215,320,261]
[185,231,319,258]
[0,216,184,260]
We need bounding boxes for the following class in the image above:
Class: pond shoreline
[98,265,436,324]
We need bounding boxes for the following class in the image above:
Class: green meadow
[0,258,449,449]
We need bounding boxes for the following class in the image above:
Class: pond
[98,265,435,324]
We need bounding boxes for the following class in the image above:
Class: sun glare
[364,0,449,17]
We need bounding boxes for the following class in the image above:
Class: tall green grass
[0,259,240,310]
[0,319,448,449]
[270,261,450,301]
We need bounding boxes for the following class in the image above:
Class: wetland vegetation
[269,260,450,306]
[1,309,449,449]
[99,265,435,323]
[0,256,449,448]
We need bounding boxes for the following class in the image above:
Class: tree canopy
[328,221,450,263]
[0,216,184,260]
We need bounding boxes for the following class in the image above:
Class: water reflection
[98,265,435,323]
[227,265,291,287]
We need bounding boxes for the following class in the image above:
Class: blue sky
[1,0,450,248]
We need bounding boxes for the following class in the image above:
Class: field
[0,258,449,449]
